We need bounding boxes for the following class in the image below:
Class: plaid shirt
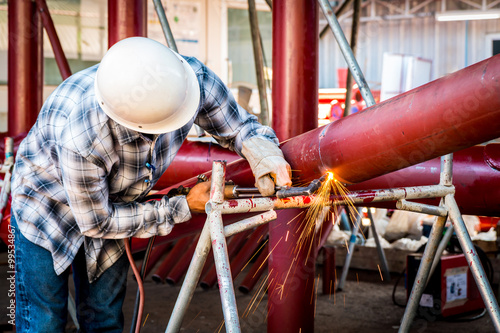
[11,56,278,282]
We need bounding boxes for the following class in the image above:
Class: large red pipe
[140,242,171,279]
[154,57,500,204]
[269,0,319,332]
[143,142,500,254]
[155,140,240,190]
[139,58,500,253]
[108,0,147,47]
[285,54,500,185]
[8,0,43,137]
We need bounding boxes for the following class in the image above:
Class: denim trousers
[12,214,129,332]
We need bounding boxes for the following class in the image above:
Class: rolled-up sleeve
[58,145,191,239]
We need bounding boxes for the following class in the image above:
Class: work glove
[242,136,292,196]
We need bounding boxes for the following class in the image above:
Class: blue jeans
[13,214,129,332]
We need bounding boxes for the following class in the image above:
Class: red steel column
[108,0,147,47]
[35,0,72,80]
[269,1,318,332]
[8,0,43,137]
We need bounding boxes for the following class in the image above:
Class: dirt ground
[0,251,496,333]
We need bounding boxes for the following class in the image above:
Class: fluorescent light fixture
[436,10,500,21]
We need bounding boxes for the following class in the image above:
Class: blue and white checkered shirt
[11,56,278,282]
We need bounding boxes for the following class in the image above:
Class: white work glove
[242,136,292,196]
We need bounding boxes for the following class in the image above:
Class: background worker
[10,37,291,332]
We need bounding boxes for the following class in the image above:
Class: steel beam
[8,0,43,137]
[269,0,319,332]
[35,0,72,80]
[108,0,147,47]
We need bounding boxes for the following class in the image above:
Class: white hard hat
[94,37,200,134]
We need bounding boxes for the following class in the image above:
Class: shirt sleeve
[191,59,279,156]
[58,145,191,239]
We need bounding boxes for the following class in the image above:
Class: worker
[10,37,291,332]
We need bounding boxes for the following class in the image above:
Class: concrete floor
[0,251,496,333]
[117,266,496,333]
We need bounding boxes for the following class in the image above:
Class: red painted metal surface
[321,247,335,296]
[268,209,316,333]
[228,225,267,277]
[269,0,319,331]
[199,230,251,290]
[165,235,199,285]
[108,0,147,47]
[151,236,192,283]
[284,54,500,185]
[271,2,318,140]
[154,140,240,190]
[7,0,43,137]
[35,0,71,80]
[140,242,171,279]
[238,243,269,294]
[348,144,500,216]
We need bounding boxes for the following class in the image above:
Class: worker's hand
[242,136,292,197]
[186,181,211,213]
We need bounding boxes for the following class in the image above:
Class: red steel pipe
[8,0,43,137]
[151,236,192,283]
[347,143,500,216]
[165,235,200,285]
[140,242,171,279]
[268,209,316,333]
[155,140,240,190]
[201,225,268,289]
[143,143,500,252]
[321,247,335,296]
[271,3,318,140]
[285,54,500,185]
[238,243,269,294]
[228,225,268,280]
[153,57,500,211]
[199,229,253,290]
[108,0,147,47]
[35,0,72,80]
[238,208,336,294]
